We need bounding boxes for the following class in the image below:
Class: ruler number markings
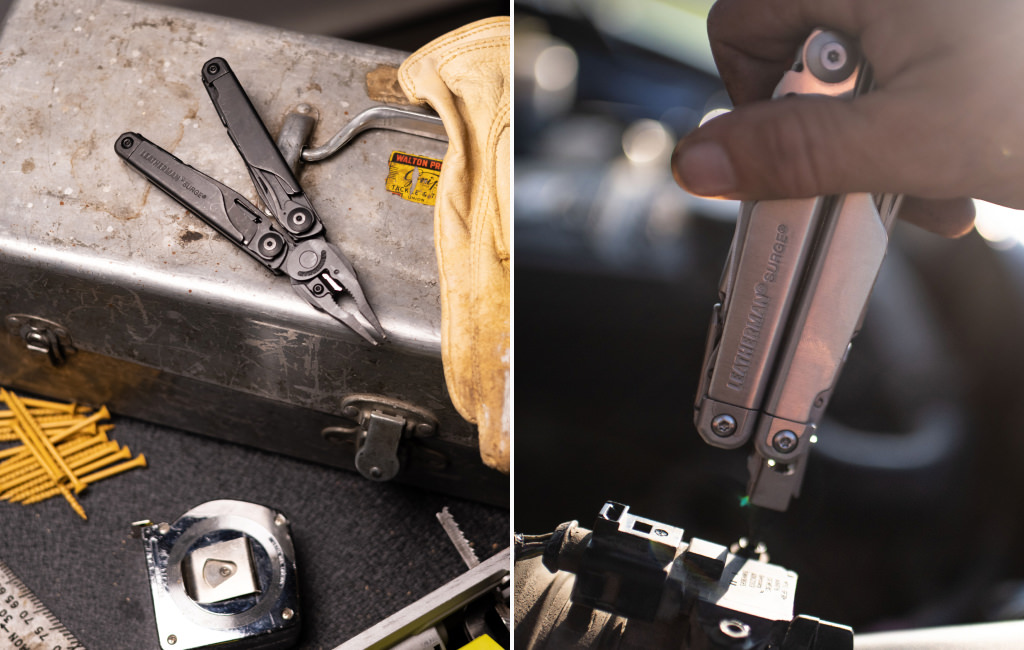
[0,560,84,649]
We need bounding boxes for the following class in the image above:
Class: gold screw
[0,442,29,462]
[6,446,129,503]
[0,392,130,520]
[79,453,147,483]
[2,442,121,499]
[55,483,86,520]
[48,406,111,445]
[21,454,147,506]
[16,396,79,414]
[72,446,133,478]
[0,415,107,464]
[0,427,105,476]
[1,390,85,493]
[6,420,64,488]
[0,415,101,440]
[0,440,105,493]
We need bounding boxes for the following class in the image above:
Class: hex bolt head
[711,414,737,437]
[772,430,799,454]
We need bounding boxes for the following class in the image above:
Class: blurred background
[515,0,1024,636]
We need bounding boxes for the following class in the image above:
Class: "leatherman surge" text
[725,224,789,391]
[140,149,206,200]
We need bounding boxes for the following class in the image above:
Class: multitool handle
[115,132,289,272]
[694,30,899,511]
[202,57,324,240]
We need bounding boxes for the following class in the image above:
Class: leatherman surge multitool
[694,30,902,511]
[116,57,385,345]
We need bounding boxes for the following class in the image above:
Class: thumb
[672,94,923,200]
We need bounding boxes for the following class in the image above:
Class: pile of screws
[0,388,146,520]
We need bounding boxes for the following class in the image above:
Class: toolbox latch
[322,394,439,482]
[5,315,77,366]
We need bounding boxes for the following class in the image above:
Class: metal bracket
[322,394,438,482]
[276,103,319,177]
[5,314,77,366]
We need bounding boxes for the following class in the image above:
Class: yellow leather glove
[398,18,510,474]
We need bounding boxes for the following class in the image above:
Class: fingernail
[674,141,736,197]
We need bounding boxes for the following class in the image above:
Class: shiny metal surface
[303,106,447,162]
[183,537,259,605]
[698,197,831,448]
[276,105,318,175]
[694,29,899,510]
[437,506,480,569]
[137,500,300,650]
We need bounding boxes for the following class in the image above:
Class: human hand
[671,0,1024,237]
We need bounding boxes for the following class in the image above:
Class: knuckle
[758,104,834,197]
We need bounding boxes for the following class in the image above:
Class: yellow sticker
[458,635,503,650]
[386,151,443,206]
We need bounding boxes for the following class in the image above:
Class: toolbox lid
[0,0,446,357]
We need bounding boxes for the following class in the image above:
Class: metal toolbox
[0,0,507,505]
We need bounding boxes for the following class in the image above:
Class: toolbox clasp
[322,394,439,482]
[5,315,77,366]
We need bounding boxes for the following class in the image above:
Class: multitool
[117,57,384,345]
[695,30,902,510]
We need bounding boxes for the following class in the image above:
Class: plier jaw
[116,58,385,344]
[285,239,385,346]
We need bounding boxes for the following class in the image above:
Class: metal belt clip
[132,500,301,650]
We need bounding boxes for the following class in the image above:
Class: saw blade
[437,506,480,569]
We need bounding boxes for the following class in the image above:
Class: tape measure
[0,559,83,650]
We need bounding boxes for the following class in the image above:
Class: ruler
[0,559,83,650]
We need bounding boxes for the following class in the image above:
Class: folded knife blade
[694,30,903,511]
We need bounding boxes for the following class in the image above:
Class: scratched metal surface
[0,0,445,413]
[1,0,444,350]
[0,0,505,502]
[0,0,444,355]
